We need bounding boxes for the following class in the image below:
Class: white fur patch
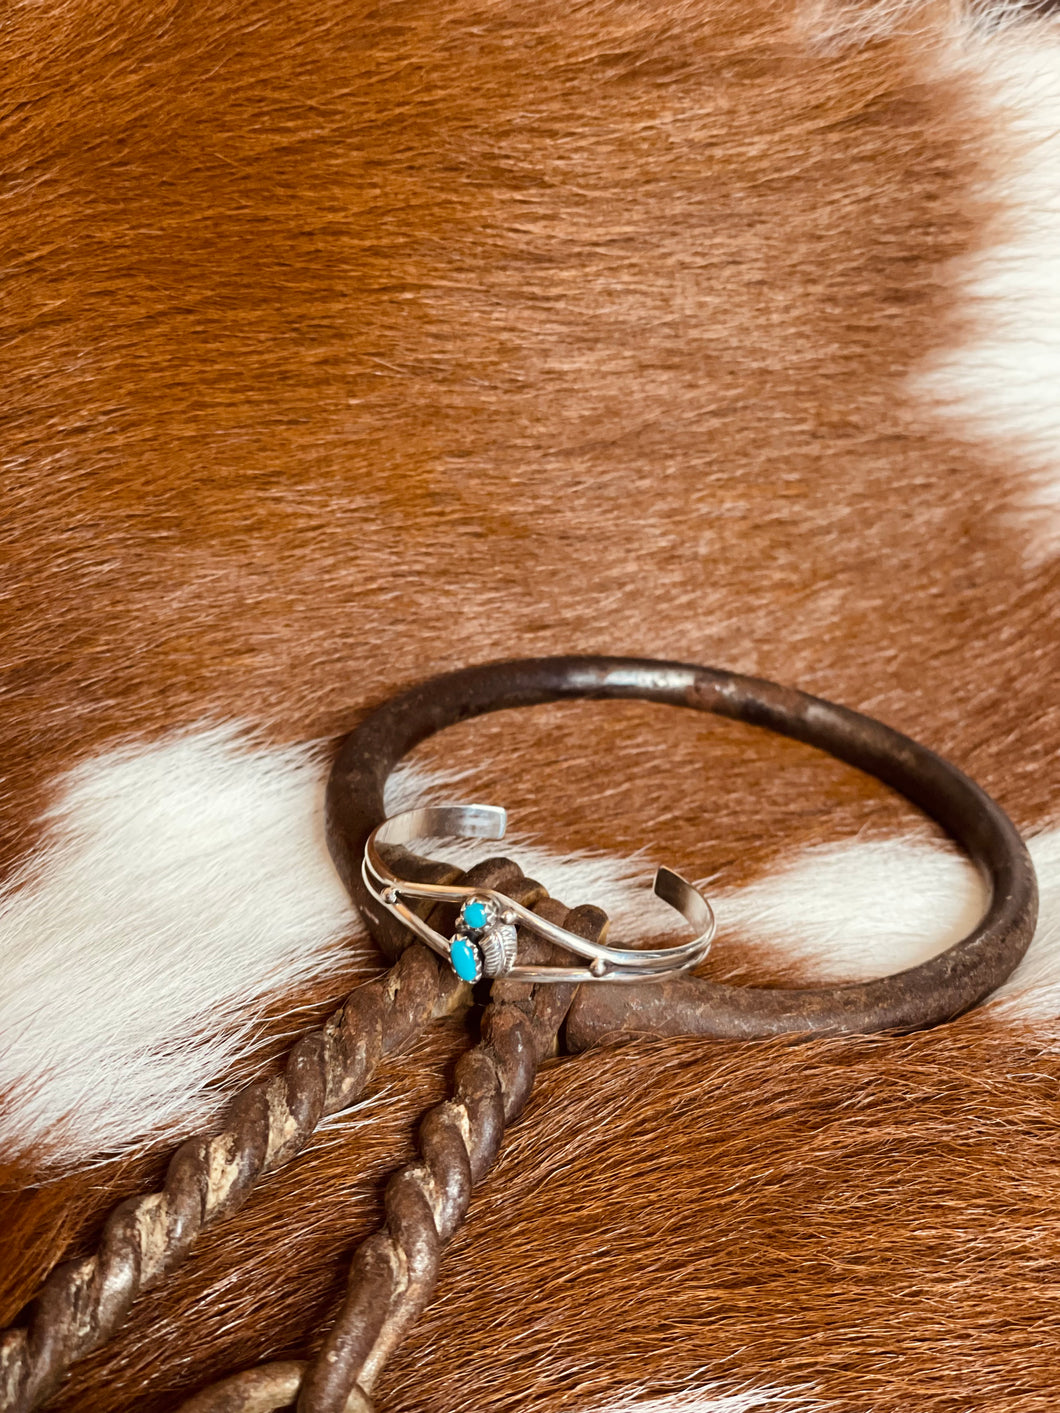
[588,1388,823,1413]
[1,731,1058,1171]
[712,829,1060,1026]
[920,20,1060,555]
[0,728,360,1166]
[990,828,1060,1018]
[715,836,988,980]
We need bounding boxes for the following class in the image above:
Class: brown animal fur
[1,0,1059,1408]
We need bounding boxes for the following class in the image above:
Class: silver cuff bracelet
[362,803,716,984]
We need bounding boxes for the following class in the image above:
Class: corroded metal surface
[0,932,459,1413]
[179,861,600,1413]
[3,656,1037,1413]
[327,655,1039,1046]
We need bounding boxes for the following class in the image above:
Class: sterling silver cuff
[361,804,716,984]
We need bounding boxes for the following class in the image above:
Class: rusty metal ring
[326,656,1038,1049]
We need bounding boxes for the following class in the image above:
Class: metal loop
[327,655,1039,1045]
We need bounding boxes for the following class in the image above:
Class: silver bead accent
[382,887,399,905]
[501,908,518,925]
[478,922,519,977]
[589,957,609,978]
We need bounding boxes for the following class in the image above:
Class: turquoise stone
[462,899,490,932]
[450,935,482,982]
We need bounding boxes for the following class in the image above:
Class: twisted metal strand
[178,863,607,1413]
[175,1362,309,1413]
[0,867,466,1413]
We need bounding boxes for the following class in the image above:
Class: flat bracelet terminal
[362,804,715,984]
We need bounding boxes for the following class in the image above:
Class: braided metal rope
[0,910,464,1413]
[177,861,606,1413]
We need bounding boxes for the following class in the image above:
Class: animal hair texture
[2,1,1060,1411]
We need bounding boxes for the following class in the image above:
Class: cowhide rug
[2,2,1059,1410]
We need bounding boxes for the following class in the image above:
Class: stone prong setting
[448,895,517,979]
[449,933,484,983]
[457,895,499,934]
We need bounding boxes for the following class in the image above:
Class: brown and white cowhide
[3,0,1060,1409]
